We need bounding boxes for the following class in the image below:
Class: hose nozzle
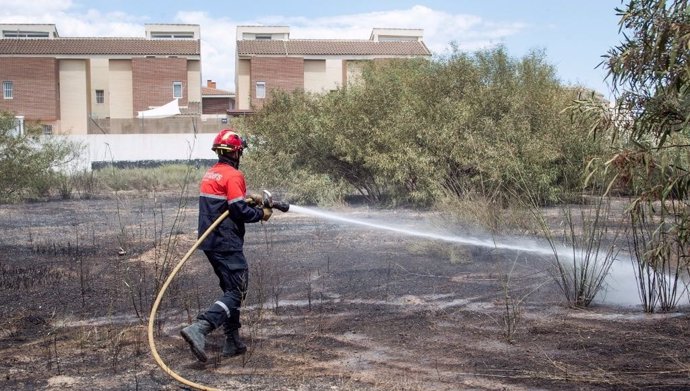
[262,190,290,212]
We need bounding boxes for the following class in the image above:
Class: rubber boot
[180,319,214,362]
[222,329,247,357]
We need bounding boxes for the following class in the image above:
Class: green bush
[0,112,82,202]
[241,148,349,206]
[248,47,607,208]
[94,164,205,193]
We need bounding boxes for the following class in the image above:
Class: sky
[0,0,623,97]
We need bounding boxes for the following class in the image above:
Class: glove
[261,207,272,221]
[245,193,263,206]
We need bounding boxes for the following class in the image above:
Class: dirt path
[1,195,689,390]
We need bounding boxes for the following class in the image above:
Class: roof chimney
[207,80,216,89]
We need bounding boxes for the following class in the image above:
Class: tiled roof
[237,39,431,56]
[202,87,233,96]
[0,38,199,56]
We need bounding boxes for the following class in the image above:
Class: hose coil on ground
[147,210,229,391]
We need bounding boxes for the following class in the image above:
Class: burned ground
[1,193,689,390]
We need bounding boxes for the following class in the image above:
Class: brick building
[0,23,201,135]
[234,26,432,113]
[202,79,235,115]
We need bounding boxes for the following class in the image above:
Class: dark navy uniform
[197,159,263,332]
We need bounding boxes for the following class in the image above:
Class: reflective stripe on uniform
[200,192,227,200]
[228,196,244,204]
[214,300,231,316]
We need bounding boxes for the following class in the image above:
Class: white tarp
[136,98,181,119]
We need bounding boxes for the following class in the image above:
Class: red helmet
[212,128,246,152]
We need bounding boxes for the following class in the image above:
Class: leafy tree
[425,47,603,206]
[0,111,81,201]
[606,0,690,148]
[248,59,448,205]
[590,0,690,197]
[249,47,604,207]
[583,0,690,312]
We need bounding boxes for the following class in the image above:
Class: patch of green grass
[94,164,205,192]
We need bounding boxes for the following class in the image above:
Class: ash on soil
[1,194,689,390]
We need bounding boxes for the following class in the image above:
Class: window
[3,81,13,99]
[11,116,24,137]
[2,30,49,38]
[42,124,53,135]
[173,82,183,99]
[151,32,194,39]
[95,89,104,104]
[255,82,266,99]
[255,34,272,40]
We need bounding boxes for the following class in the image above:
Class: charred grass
[1,194,690,390]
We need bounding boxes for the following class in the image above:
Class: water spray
[149,198,611,391]
[289,205,567,259]
[288,205,652,308]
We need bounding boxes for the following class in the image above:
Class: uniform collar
[218,155,239,169]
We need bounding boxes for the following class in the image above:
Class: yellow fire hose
[147,210,229,391]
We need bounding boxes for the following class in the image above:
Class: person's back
[181,128,271,362]
[199,161,252,251]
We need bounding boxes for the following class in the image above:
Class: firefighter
[180,128,271,362]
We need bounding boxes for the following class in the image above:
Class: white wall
[66,133,217,170]
[236,59,251,110]
[109,60,133,119]
[304,60,326,93]
[304,59,342,93]
[59,60,89,135]
[325,59,343,90]
[187,60,201,104]
[90,58,110,119]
